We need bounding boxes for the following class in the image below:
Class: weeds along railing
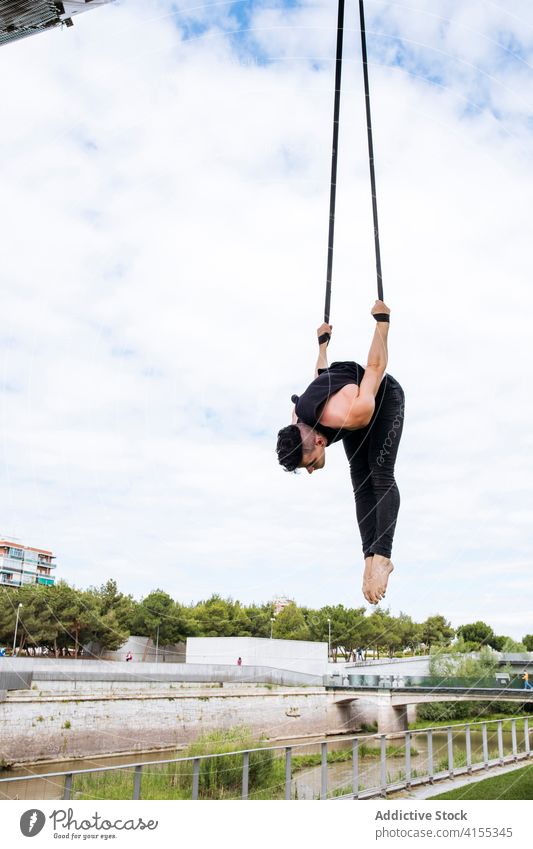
[0,717,530,801]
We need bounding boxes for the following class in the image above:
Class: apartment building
[272,596,293,616]
[0,539,56,588]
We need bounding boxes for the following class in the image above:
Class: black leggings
[342,374,405,559]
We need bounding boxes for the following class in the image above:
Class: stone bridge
[332,686,533,733]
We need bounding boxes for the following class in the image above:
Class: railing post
[511,720,518,761]
[320,742,328,800]
[133,765,142,800]
[482,723,489,769]
[285,747,292,800]
[465,724,472,773]
[405,731,411,789]
[427,730,433,783]
[352,738,359,799]
[192,758,200,800]
[524,718,530,756]
[447,726,454,777]
[497,720,504,765]
[63,773,73,801]
[380,735,387,796]
[242,751,249,800]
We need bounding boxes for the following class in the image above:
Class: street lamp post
[327,618,331,661]
[12,603,23,656]
[270,617,275,639]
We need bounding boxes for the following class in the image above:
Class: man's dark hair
[276,424,303,472]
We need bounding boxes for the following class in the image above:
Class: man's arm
[290,322,332,422]
[356,300,390,413]
[290,322,332,423]
[318,301,391,430]
[315,322,332,378]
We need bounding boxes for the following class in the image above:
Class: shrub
[165,727,277,799]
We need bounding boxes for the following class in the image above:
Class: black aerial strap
[359,0,384,301]
[324,0,345,325]
[324,0,384,325]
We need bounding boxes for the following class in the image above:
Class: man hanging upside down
[276,301,404,605]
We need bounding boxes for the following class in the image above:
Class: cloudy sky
[0,0,532,638]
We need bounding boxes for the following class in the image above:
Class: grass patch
[73,727,284,801]
[290,743,418,771]
[360,743,419,759]
[434,748,500,773]
[428,764,533,800]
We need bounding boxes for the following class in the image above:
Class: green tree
[90,579,138,632]
[133,590,196,644]
[363,608,401,658]
[46,582,100,658]
[490,634,507,652]
[420,615,454,649]
[522,635,533,652]
[17,585,62,654]
[422,645,510,721]
[272,603,309,641]
[306,604,366,660]
[456,621,495,650]
[499,637,527,653]
[396,613,421,654]
[193,595,251,638]
[243,603,275,638]
[429,643,500,680]
[0,587,23,648]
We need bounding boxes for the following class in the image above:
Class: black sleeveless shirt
[292,361,364,444]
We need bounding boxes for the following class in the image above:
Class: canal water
[0,726,529,801]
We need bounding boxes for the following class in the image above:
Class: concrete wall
[186,637,328,676]
[344,656,432,675]
[2,658,323,687]
[0,671,32,691]
[0,687,356,764]
[84,636,186,663]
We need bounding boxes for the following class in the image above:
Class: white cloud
[0,0,531,638]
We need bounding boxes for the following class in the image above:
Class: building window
[9,548,23,559]
[24,550,38,563]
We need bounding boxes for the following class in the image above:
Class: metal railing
[328,674,533,691]
[0,716,530,801]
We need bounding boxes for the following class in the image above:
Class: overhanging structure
[0,0,113,48]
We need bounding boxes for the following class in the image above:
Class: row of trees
[1,581,531,658]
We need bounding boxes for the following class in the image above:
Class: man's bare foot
[362,556,374,602]
[363,555,394,604]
